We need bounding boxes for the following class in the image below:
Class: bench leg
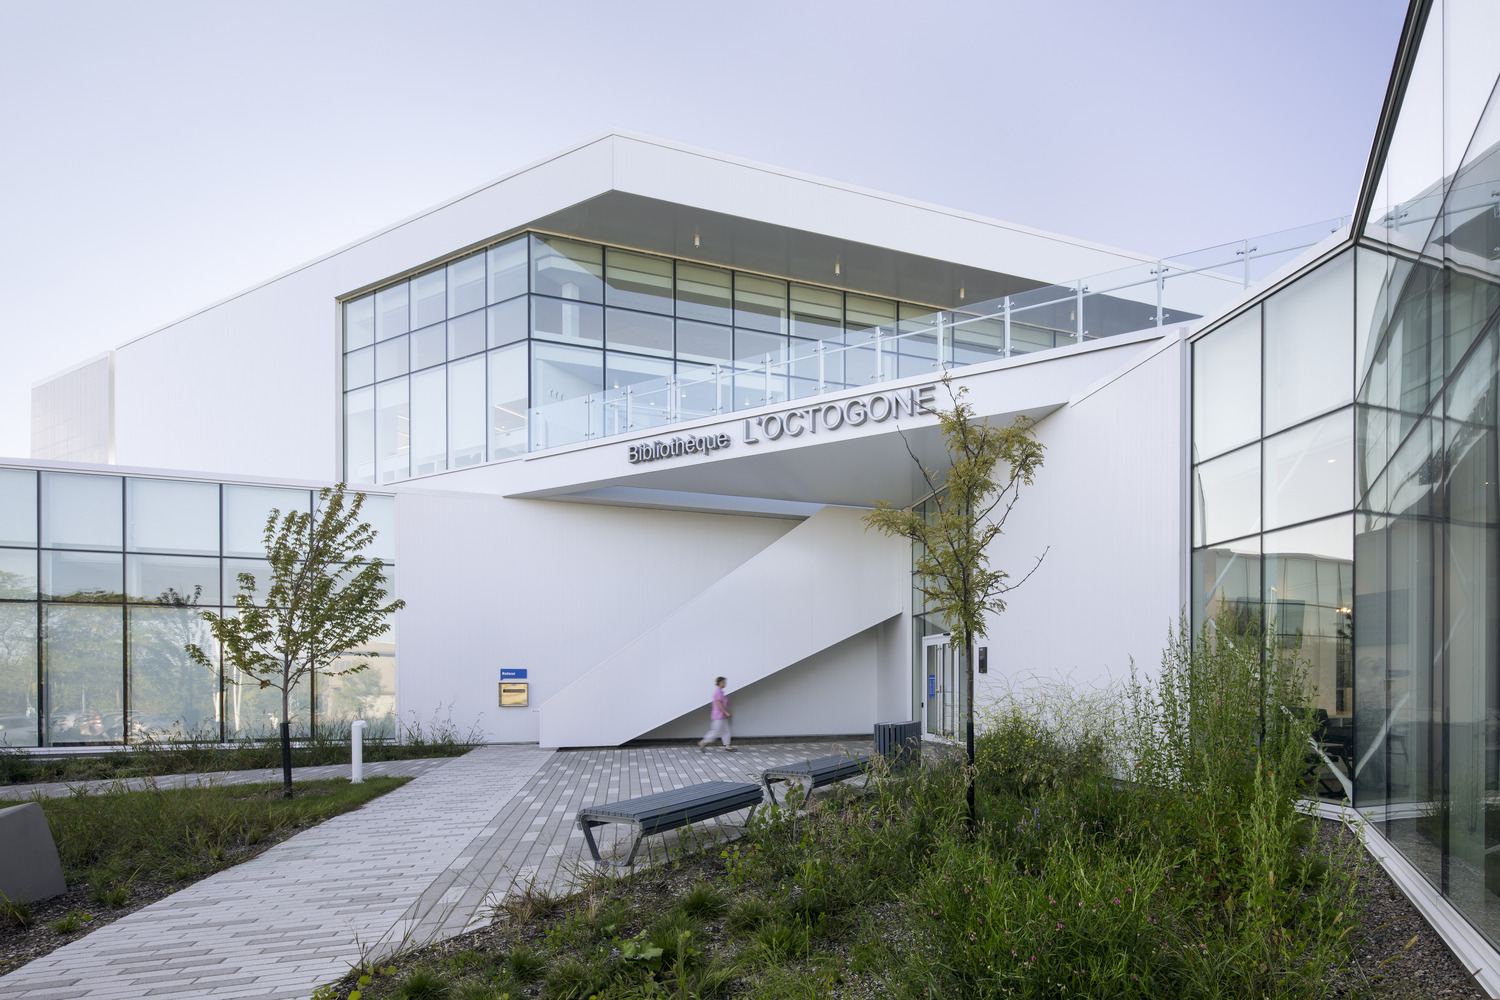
[764,777,782,807]
[621,825,648,867]
[579,821,605,865]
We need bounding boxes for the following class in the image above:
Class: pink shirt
[711,686,729,720]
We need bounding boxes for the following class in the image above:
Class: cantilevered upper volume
[32,132,1172,482]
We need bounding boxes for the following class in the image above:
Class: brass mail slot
[499,681,528,707]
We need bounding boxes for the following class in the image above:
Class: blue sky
[0,0,1407,459]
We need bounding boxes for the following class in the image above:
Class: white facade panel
[975,333,1185,705]
[392,488,798,743]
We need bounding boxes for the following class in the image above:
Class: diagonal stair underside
[539,505,906,748]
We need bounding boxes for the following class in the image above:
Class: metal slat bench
[762,753,872,808]
[575,780,763,867]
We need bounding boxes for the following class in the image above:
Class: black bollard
[280,720,294,799]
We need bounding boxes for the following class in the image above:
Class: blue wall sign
[501,669,527,680]
[927,674,935,697]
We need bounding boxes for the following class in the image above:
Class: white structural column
[539,505,907,748]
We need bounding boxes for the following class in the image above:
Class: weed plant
[324,615,1365,1000]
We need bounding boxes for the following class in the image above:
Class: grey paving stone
[0,740,871,1000]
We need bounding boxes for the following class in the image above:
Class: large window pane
[1191,538,1260,635]
[375,283,409,340]
[448,311,486,359]
[43,604,123,745]
[676,321,732,364]
[222,558,274,606]
[448,356,486,469]
[790,284,844,341]
[532,296,603,346]
[41,472,121,551]
[345,345,375,388]
[607,308,673,357]
[377,378,411,483]
[488,297,527,348]
[223,485,311,558]
[320,650,396,739]
[489,344,528,460]
[411,270,446,329]
[1264,252,1354,434]
[411,367,447,477]
[226,652,309,738]
[488,235,528,303]
[126,554,220,605]
[410,324,446,370]
[0,548,37,600]
[345,387,376,485]
[1263,408,1353,530]
[345,295,375,351]
[605,248,673,314]
[604,353,673,433]
[0,604,38,746]
[128,607,220,740]
[448,254,486,317]
[376,335,409,381]
[734,274,788,334]
[1193,306,1261,462]
[1192,444,1260,547]
[532,341,602,403]
[846,294,897,337]
[735,330,787,363]
[357,494,396,564]
[1263,516,1354,721]
[127,478,218,555]
[0,469,37,547]
[42,551,122,602]
[530,235,603,302]
[676,263,732,325]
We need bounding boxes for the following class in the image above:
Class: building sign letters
[623,384,936,464]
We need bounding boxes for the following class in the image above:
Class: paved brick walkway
[0,740,870,1000]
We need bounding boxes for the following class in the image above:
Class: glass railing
[527,217,1348,452]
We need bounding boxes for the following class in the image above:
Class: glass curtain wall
[1194,0,1500,947]
[342,233,967,483]
[1192,251,1357,764]
[0,468,397,746]
[1349,0,1500,945]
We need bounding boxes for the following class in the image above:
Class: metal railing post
[1003,296,1012,358]
[625,385,633,431]
[817,342,826,393]
[714,365,723,414]
[873,330,883,382]
[936,312,946,371]
[1075,281,1084,343]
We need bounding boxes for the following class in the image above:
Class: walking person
[698,676,735,752]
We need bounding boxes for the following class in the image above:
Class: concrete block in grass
[0,802,66,903]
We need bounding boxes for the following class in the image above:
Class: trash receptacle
[874,721,921,773]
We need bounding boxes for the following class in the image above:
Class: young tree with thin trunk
[864,378,1046,828]
[187,483,403,797]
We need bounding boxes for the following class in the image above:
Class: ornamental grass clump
[902,611,1364,1000]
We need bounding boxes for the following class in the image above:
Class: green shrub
[394,968,452,1000]
[676,880,726,918]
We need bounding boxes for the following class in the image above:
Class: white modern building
[7,0,1500,976]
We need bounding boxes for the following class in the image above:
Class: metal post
[625,385,633,431]
[351,720,366,784]
[764,354,772,404]
[1003,296,1012,358]
[874,330,883,382]
[666,375,677,423]
[714,365,723,414]
[1155,263,1165,328]
[1237,239,1258,288]
[936,312,946,371]
[1075,280,1084,343]
[586,395,594,440]
[817,342,826,393]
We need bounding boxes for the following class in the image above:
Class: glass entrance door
[923,635,959,738]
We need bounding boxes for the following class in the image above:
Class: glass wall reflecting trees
[1194,0,1500,947]
[0,468,397,747]
[342,233,964,483]
[1191,249,1356,770]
